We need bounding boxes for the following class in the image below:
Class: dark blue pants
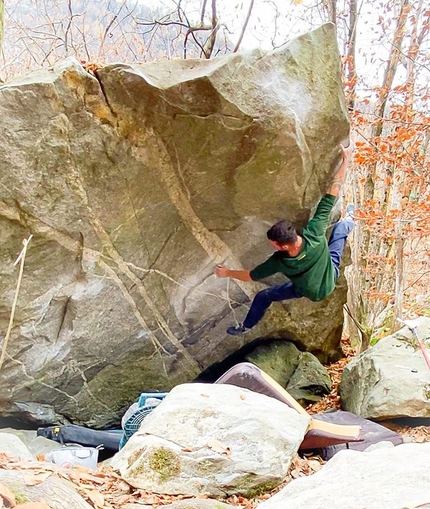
[243,218,355,329]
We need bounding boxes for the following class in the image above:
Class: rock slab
[257,443,430,509]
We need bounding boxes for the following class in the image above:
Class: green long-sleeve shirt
[250,194,337,301]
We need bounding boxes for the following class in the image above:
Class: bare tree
[345,0,358,110]
[324,0,337,24]
[346,0,430,346]
[135,0,256,59]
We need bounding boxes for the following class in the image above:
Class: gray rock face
[246,341,331,402]
[257,443,430,509]
[0,23,349,427]
[340,318,430,419]
[111,383,309,496]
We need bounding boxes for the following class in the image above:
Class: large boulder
[111,383,309,496]
[340,318,430,419]
[0,23,349,427]
[257,443,430,509]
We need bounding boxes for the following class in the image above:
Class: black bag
[37,424,122,452]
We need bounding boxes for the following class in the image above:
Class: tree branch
[233,0,254,53]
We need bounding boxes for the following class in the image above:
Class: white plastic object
[46,446,99,470]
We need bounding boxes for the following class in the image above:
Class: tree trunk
[350,0,410,341]
[404,0,428,110]
[326,0,336,24]
[345,0,358,110]
[0,0,4,55]
[393,219,404,331]
[372,0,410,138]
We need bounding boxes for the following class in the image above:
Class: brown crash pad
[309,410,403,459]
[215,362,363,450]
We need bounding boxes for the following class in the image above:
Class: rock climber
[215,142,355,335]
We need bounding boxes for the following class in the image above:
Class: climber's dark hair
[267,220,297,245]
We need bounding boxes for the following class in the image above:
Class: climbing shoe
[226,324,251,336]
[345,204,355,218]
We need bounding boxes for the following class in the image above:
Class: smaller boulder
[0,432,34,460]
[287,352,332,402]
[112,383,310,496]
[246,342,301,387]
[0,428,62,457]
[246,341,331,403]
[340,317,430,419]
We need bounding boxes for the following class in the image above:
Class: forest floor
[2,335,429,509]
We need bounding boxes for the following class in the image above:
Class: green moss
[8,483,29,505]
[130,460,146,476]
[148,448,180,481]
[244,481,279,498]
[197,458,219,475]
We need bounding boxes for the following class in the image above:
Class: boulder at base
[256,443,430,509]
[340,317,430,419]
[0,22,349,427]
[0,466,93,509]
[0,428,63,457]
[0,432,34,460]
[111,383,309,496]
[246,341,331,402]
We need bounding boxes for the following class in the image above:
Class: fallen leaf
[290,467,301,479]
[110,494,132,505]
[207,439,231,456]
[307,459,323,472]
[83,489,105,508]
[200,393,209,398]
[140,494,161,504]
[240,393,246,400]
[71,471,105,485]
[115,481,131,493]
[0,482,16,507]
[24,472,52,486]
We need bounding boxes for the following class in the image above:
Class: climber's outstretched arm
[327,142,354,197]
[214,266,252,282]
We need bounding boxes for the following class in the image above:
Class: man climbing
[215,142,355,335]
